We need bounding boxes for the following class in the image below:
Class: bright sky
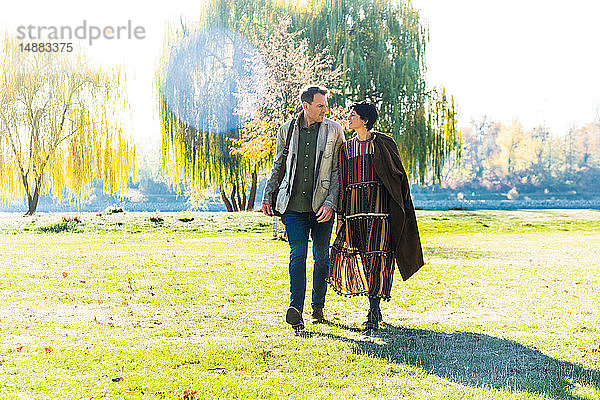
[411,0,600,135]
[0,0,203,151]
[2,0,600,149]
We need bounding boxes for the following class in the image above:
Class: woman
[329,101,424,330]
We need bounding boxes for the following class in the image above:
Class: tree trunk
[238,179,246,211]
[246,166,258,211]
[26,185,40,216]
[230,184,239,212]
[221,179,257,213]
[220,187,234,212]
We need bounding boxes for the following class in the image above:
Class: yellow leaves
[0,36,135,210]
[495,119,530,175]
[231,116,277,163]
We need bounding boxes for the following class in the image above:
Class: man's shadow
[300,322,600,400]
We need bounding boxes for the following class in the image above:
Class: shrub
[37,220,82,233]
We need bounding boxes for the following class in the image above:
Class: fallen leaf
[259,349,272,359]
[179,389,197,399]
[62,272,68,278]
[111,377,123,382]
[44,346,53,353]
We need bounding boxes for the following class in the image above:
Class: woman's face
[347,108,366,130]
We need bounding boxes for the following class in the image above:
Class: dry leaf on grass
[179,389,197,399]
[259,349,272,359]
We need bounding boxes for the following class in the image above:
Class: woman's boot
[365,296,381,330]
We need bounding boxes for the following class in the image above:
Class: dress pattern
[329,136,395,299]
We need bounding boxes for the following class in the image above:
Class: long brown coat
[372,132,424,280]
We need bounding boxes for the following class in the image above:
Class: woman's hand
[336,220,343,234]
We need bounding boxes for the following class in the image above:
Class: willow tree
[157,1,281,212]
[291,0,461,184]
[159,0,458,212]
[231,16,343,187]
[0,37,135,215]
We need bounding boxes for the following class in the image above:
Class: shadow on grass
[422,246,508,260]
[302,323,600,400]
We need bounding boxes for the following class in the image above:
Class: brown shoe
[311,306,325,323]
[285,307,304,331]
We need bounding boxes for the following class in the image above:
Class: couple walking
[261,85,424,331]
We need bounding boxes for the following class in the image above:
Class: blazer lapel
[314,120,330,184]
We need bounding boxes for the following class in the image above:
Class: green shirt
[287,120,320,212]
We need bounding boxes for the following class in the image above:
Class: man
[261,85,344,331]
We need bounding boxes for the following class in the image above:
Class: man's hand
[261,203,273,217]
[315,205,333,223]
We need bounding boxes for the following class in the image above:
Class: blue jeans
[282,210,334,313]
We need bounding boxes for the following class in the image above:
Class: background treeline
[439,118,600,195]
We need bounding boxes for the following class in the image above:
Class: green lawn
[0,210,599,399]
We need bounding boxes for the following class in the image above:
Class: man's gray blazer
[262,115,345,215]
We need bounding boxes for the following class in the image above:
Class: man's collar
[298,112,323,129]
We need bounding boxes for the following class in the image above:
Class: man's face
[303,93,328,124]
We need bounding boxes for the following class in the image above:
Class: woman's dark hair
[350,101,378,130]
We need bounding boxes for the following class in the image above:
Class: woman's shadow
[301,322,600,400]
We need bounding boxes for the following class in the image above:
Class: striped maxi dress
[329,136,395,299]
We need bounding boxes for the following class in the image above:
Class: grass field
[0,210,599,399]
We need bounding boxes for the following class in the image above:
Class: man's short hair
[349,101,378,131]
[299,85,329,104]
